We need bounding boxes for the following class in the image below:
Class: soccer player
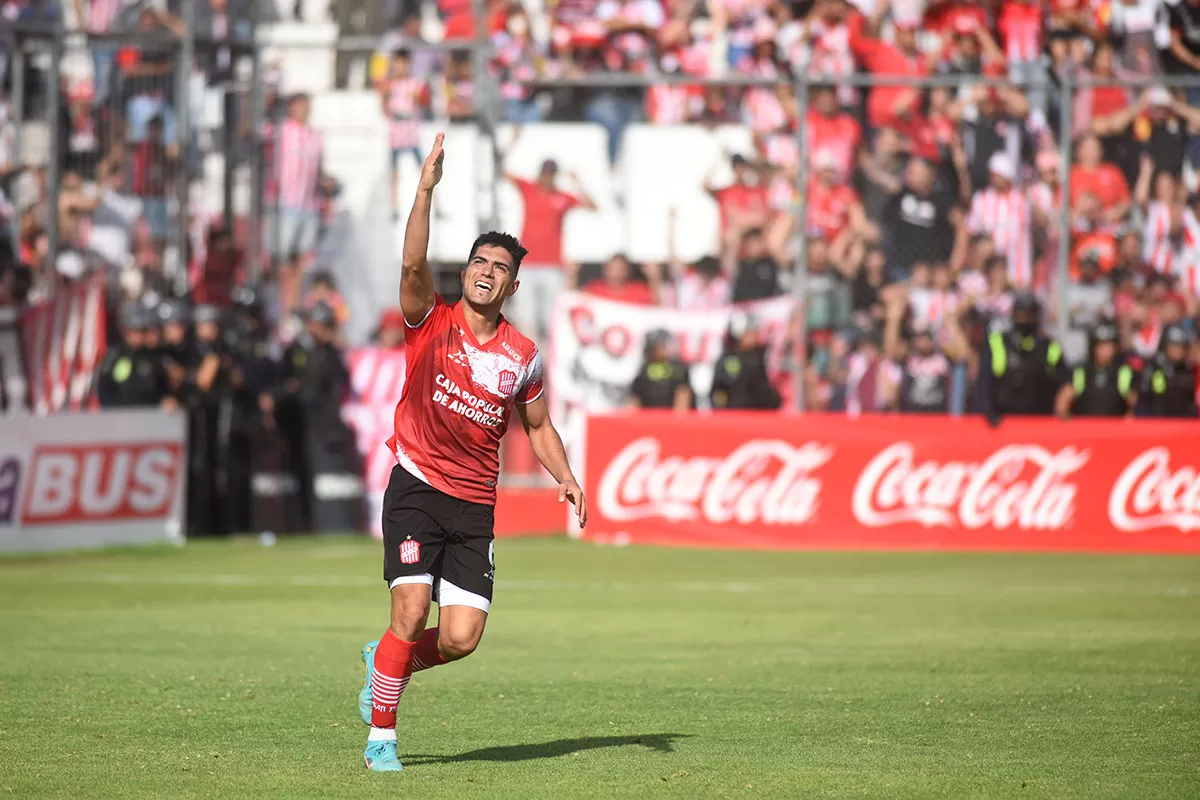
[359,133,587,771]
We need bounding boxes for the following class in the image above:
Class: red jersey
[513,177,579,266]
[1070,164,1130,212]
[388,296,544,505]
[713,183,770,232]
[806,180,859,240]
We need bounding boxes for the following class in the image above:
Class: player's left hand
[558,479,587,528]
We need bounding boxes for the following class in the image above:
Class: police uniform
[280,302,354,531]
[1142,326,1199,418]
[96,306,172,408]
[227,288,279,533]
[1067,322,1135,417]
[710,347,780,409]
[630,332,692,409]
[187,304,235,536]
[710,316,781,410]
[978,294,1066,419]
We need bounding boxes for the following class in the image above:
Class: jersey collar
[452,301,507,351]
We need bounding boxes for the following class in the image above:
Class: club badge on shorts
[400,538,421,564]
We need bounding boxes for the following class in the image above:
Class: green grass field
[1,537,1198,799]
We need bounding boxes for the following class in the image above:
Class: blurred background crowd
[2,0,1199,430]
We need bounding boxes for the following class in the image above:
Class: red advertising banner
[582,412,1200,553]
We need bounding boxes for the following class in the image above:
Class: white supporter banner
[0,410,188,553]
[549,291,793,447]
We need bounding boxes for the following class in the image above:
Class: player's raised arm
[400,132,445,325]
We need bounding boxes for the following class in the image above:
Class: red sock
[410,627,450,672]
[370,628,416,729]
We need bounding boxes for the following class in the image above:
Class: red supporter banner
[20,277,107,414]
[582,412,1200,553]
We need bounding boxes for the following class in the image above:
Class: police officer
[978,292,1067,421]
[157,297,196,395]
[711,313,781,410]
[96,304,175,408]
[186,304,235,536]
[227,286,280,532]
[629,330,693,411]
[898,327,951,413]
[281,301,355,532]
[1055,320,1136,418]
[1142,325,1199,418]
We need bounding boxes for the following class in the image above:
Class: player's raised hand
[558,478,587,528]
[419,132,445,191]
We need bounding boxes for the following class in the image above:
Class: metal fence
[8,18,1200,413]
[3,14,257,300]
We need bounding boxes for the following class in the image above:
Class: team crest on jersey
[400,539,421,564]
[497,370,517,396]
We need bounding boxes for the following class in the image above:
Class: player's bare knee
[389,614,426,642]
[388,597,431,641]
[437,630,480,661]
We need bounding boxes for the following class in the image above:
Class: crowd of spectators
[3,0,1200,417]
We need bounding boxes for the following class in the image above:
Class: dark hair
[468,231,528,274]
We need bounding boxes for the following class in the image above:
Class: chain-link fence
[10,15,1200,416]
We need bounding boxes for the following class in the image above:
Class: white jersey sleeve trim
[516,385,544,405]
[405,302,437,329]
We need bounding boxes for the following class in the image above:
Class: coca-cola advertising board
[0,409,187,553]
[582,412,1200,552]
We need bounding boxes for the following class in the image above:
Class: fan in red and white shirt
[378,50,430,215]
[806,83,861,182]
[853,18,935,131]
[806,149,867,262]
[710,0,773,69]
[645,52,705,124]
[265,93,324,314]
[997,0,1044,64]
[674,256,733,311]
[704,154,771,240]
[781,1,862,108]
[1159,194,1200,299]
[967,153,1034,288]
[595,0,665,72]
[583,254,658,304]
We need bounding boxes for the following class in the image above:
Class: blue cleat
[364,739,403,772]
[359,640,379,726]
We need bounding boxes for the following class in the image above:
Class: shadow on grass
[403,733,691,765]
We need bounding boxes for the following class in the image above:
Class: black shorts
[382,465,496,611]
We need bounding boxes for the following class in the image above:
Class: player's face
[462,245,518,309]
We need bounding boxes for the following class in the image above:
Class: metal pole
[9,38,23,249]
[791,73,809,413]
[175,0,195,293]
[470,0,498,233]
[247,2,264,283]
[45,36,62,276]
[1055,70,1073,339]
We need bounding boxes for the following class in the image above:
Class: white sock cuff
[368,727,398,742]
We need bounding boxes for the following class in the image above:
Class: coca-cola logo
[1108,448,1200,533]
[596,437,832,526]
[852,442,1090,530]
